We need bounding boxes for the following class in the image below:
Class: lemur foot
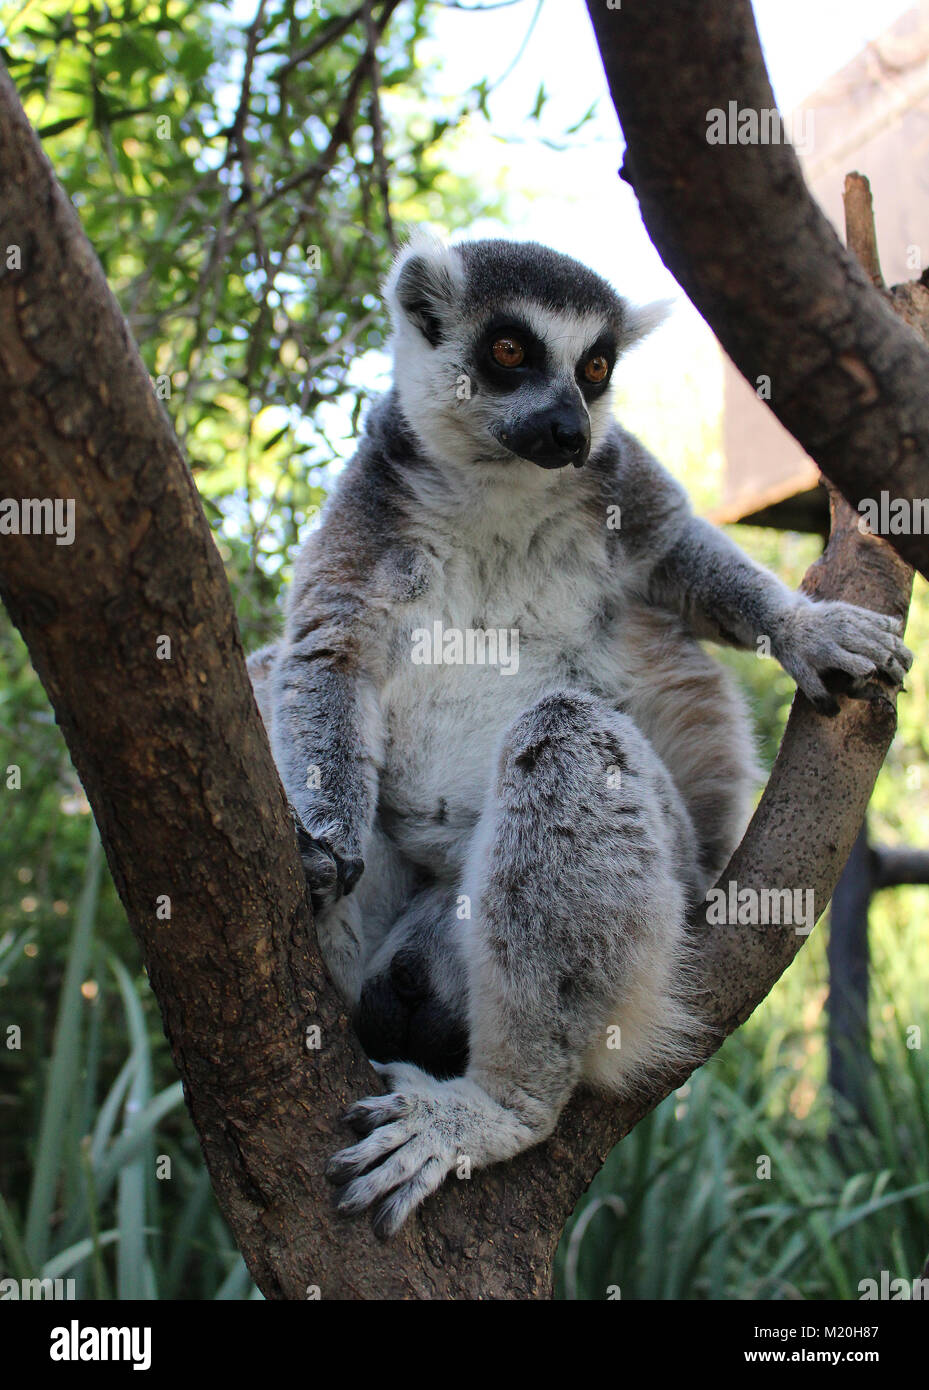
[779,601,912,716]
[325,1061,532,1238]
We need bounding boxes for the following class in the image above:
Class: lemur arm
[648,512,912,715]
[269,584,383,907]
[649,512,803,649]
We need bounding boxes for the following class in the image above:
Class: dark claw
[292,817,364,907]
[324,1152,360,1185]
[342,1105,380,1136]
[329,1186,354,1218]
[372,1205,397,1242]
[340,856,365,896]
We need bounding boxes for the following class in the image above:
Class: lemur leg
[327,689,706,1237]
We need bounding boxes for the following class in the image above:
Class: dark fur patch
[456,240,627,324]
[353,968,469,1081]
[513,735,552,772]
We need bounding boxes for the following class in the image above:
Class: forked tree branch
[586,0,929,581]
[0,36,915,1300]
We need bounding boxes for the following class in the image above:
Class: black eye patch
[470,318,549,393]
[575,333,617,399]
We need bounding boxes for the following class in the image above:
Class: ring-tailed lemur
[247,233,912,1238]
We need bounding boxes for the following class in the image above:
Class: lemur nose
[552,423,587,456]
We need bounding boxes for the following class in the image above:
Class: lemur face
[384,233,664,475]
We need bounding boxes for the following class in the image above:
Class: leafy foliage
[1,0,500,640]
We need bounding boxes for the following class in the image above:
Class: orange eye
[583,355,610,384]
[491,337,525,367]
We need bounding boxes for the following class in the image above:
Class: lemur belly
[379,641,582,870]
[376,522,610,871]
[376,577,748,879]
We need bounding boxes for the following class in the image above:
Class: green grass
[0,829,260,1300]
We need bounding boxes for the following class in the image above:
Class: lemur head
[384,232,665,474]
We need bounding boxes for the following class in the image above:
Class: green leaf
[530,82,546,121]
[566,100,598,136]
[23,830,102,1268]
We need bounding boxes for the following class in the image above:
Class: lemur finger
[294,824,339,899]
[885,657,909,685]
[834,629,912,671]
[829,644,910,687]
[819,648,874,681]
[334,1132,434,1216]
[293,822,365,907]
[828,610,912,665]
[326,1117,413,1187]
[340,1091,411,1136]
[372,1156,449,1240]
[338,853,365,896]
[314,837,365,898]
[886,633,914,671]
[862,608,904,635]
[795,662,840,717]
[834,604,902,632]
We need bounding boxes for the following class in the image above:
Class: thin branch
[364,0,396,251]
[843,171,887,291]
[873,848,929,888]
[273,2,368,80]
[257,1,402,214]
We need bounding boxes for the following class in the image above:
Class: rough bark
[586,0,929,582]
[0,51,915,1299]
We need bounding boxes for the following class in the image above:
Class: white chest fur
[377,479,624,870]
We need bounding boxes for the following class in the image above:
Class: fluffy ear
[620,298,673,350]
[384,229,464,347]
